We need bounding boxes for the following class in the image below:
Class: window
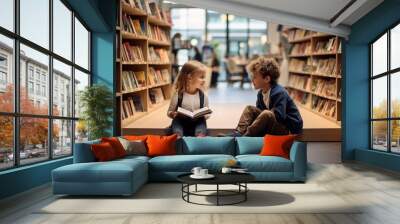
[0,1,91,170]
[370,23,400,153]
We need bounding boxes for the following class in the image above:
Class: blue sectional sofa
[52,137,307,196]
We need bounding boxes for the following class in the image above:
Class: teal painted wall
[344,0,400,171]
[0,0,116,200]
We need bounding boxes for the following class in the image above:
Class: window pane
[391,120,400,153]
[20,117,49,165]
[20,0,49,49]
[20,44,49,115]
[372,76,387,119]
[391,24,400,70]
[75,120,88,143]
[53,59,72,117]
[0,35,14,112]
[0,116,13,170]
[53,0,72,60]
[74,69,89,117]
[228,15,248,56]
[372,33,387,76]
[0,0,14,31]
[53,119,72,157]
[372,121,388,151]
[75,18,89,70]
[391,72,400,118]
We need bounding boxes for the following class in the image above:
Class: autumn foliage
[0,85,59,151]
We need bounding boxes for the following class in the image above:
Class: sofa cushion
[236,137,263,155]
[101,137,127,158]
[147,134,178,157]
[236,155,293,172]
[149,154,235,172]
[178,137,235,155]
[53,158,147,183]
[91,142,118,162]
[118,137,147,156]
[260,134,296,159]
[74,140,100,163]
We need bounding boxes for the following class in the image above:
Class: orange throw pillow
[260,134,296,159]
[101,137,126,158]
[146,134,178,157]
[91,142,117,162]
[124,135,148,141]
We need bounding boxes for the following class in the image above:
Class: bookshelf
[116,0,172,131]
[285,28,342,123]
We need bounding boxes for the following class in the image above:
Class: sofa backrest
[177,137,236,155]
[73,139,100,163]
[235,137,264,155]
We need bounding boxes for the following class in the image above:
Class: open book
[177,107,212,119]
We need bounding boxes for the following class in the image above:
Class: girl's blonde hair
[174,60,206,93]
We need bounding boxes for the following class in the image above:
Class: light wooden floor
[1,162,400,224]
[126,83,340,129]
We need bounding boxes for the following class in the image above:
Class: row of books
[148,46,169,63]
[289,58,339,77]
[122,42,145,62]
[314,58,337,76]
[122,13,146,36]
[288,74,311,91]
[314,37,338,54]
[121,71,146,91]
[149,87,165,105]
[148,25,170,42]
[288,89,309,105]
[123,0,171,24]
[311,96,336,118]
[287,29,315,41]
[289,58,313,73]
[148,68,170,85]
[310,78,336,98]
[290,42,312,55]
[122,95,144,120]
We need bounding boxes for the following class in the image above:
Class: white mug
[221,167,232,174]
[191,167,202,176]
[200,169,208,176]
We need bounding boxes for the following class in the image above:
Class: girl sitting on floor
[167,60,210,137]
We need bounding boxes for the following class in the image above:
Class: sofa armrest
[289,141,307,181]
[73,140,100,163]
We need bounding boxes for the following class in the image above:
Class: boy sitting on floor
[232,57,303,136]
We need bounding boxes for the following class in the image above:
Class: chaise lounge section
[52,137,307,196]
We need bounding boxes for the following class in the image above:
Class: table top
[177,172,255,185]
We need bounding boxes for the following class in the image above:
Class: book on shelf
[289,58,314,73]
[122,13,146,36]
[287,29,315,41]
[122,95,144,119]
[148,0,162,19]
[148,67,170,85]
[177,107,212,119]
[288,89,309,105]
[148,87,165,104]
[290,42,311,55]
[288,74,311,91]
[148,46,169,63]
[148,24,170,42]
[314,58,336,76]
[122,42,145,62]
[311,96,336,118]
[121,71,146,91]
[310,78,336,98]
[314,37,337,54]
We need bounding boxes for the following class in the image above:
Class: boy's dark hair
[247,57,280,84]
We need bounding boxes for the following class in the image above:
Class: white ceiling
[170,0,384,38]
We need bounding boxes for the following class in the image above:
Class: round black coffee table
[177,173,255,206]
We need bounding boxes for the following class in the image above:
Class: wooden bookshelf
[285,28,342,123]
[116,0,172,132]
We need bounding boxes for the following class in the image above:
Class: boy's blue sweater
[256,83,303,134]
